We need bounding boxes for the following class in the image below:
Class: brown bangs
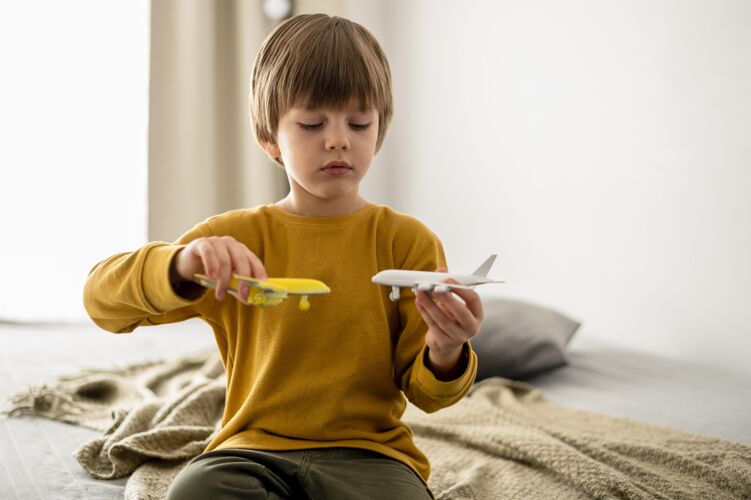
[282,19,385,112]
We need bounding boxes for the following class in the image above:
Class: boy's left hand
[415,267,483,379]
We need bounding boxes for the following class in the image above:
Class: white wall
[339,1,392,203]
[0,1,149,322]
[356,0,751,371]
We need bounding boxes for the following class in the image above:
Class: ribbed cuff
[142,243,207,312]
[413,342,477,398]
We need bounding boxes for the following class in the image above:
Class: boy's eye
[298,122,323,130]
[297,122,371,131]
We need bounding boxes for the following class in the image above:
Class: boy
[84,13,482,499]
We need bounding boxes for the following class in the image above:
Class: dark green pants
[166,447,434,499]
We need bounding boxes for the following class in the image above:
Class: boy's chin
[311,185,359,201]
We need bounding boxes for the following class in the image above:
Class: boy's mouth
[322,161,352,176]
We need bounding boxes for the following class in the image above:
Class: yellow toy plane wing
[193,274,330,311]
[264,278,331,295]
[233,274,286,293]
[192,274,274,304]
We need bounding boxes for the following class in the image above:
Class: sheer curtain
[0,1,342,323]
[0,1,150,322]
[148,0,289,243]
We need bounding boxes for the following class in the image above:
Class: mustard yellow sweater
[83,203,477,484]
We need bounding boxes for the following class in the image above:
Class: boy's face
[263,103,379,207]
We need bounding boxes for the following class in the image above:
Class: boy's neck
[275,193,370,217]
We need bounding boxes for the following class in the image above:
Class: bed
[1,318,749,499]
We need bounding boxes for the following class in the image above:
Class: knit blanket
[5,348,751,500]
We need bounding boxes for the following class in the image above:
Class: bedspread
[5,347,751,500]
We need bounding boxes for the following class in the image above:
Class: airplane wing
[193,274,248,294]
[413,282,474,292]
[194,274,286,294]
[266,278,331,295]
[233,274,286,293]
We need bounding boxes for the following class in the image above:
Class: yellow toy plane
[193,273,331,311]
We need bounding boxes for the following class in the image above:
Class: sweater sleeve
[82,221,213,333]
[393,233,478,413]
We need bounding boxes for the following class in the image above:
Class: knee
[167,458,221,500]
[166,453,284,500]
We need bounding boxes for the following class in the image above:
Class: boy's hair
[250,14,393,162]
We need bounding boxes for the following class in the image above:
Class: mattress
[0,320,213,500]
[529,335,751,445]
[1,320,748,499]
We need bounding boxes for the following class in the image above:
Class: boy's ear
[260,140,281,161]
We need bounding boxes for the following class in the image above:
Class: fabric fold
[5,348,751,500]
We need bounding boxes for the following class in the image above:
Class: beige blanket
[6,348,751,499]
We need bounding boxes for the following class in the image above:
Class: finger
[432,289,478,333]
[416,293,464,344]
[415,295,451,339]
[433,297,458,323]
[196,239,218,280]
[429,294,472,341]
[431,290,477,340]
[212,240,233,301]
[246,249,268,281]
[438,278,484,322]
[226,243,251,303]
[433,267,482,321]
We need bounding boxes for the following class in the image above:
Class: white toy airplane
[372,254,505,302]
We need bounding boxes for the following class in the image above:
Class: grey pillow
[471,295,580,381]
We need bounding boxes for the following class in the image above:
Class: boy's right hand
[172,236,267,302]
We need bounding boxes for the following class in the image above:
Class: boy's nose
[325,133,350,151]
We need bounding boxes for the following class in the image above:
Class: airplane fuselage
[372,270,490,287]
[372,254,502,301]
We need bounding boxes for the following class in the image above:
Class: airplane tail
[472,255,497,278]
